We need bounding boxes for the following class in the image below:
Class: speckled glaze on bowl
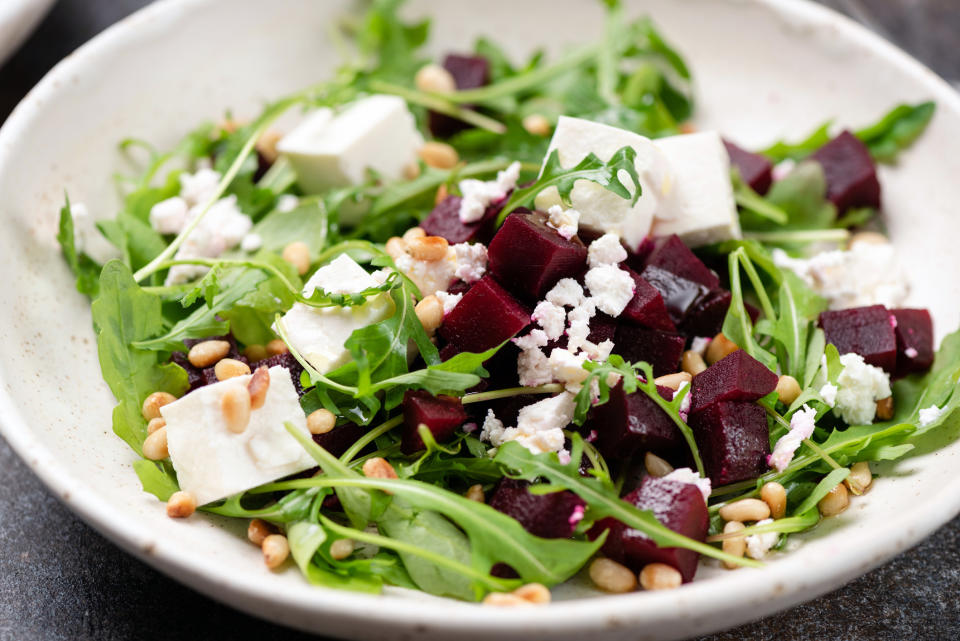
[1,1,958,639]
[0,0,55,66]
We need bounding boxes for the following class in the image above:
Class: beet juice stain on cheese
[56,0,953,602]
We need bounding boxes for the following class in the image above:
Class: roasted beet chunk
[487,211,588,300]
[724,140,773,195]
[313,422,366,458]
[644,235,720,290]
[401,390,467,454]
[421,195,499,245]
[690,401,770,485]
[621,268,676,331]
[690,350,778,415]
[428,54,490,137]
[640,265,711,326]
[614,325,685,377]
[583,381,682,460]
[819,305,897,373]
[588,477,708,582]
[680,289,733,338]
[439,275,530,353]
[173,335,247,391]
[811,130,881,213]
[891,308,935,377]
[489,479,586,539]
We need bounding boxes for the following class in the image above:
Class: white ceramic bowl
[0,0,55,67]
[1,0,959,639]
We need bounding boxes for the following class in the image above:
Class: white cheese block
[162,366,314,506]
[533,116,672,251]
[276,254,394,374]
[651,131,741,247]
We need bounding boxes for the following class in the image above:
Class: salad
[56,0,956,603]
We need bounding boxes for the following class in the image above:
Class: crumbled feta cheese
[546,278,587,308]
[834,353,892,424]
[745,519,779,560]
[436,290,463,314]
[532,301,567,341]
[179,168,221,208]
[565,299,598,353]
[241,233,263,252]
[819,382,838,407]
[452,242,488,283]
[514,329,549,351]
[517,347,553,387]
[479,409,505,444]
[919,404,944,427]
[549,348,589,388]
[662,467,712,501]
[165,195,253,285]
[689,336,712,356]
[149,197,190,234]
[480,393,575,455]
[457,161,521,223]
[69,202,122,264]
[277,194,300,213]
[905,347,919,359]
[587,233,628,268]
[546,205,580,240]
[582,339,615,362]
[584,264,635,317]
[768,404,818,472]
[568,503,585,526]
[677,381,692,422]
[394,248,459,297]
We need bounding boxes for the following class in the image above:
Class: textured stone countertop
[1,1,958,640]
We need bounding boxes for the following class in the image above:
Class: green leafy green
[856,101,936,163]
[56,197,102,297]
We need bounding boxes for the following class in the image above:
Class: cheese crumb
[452,243,488,282]
[546,278,587,308]
[745,519,779,560]
[819,382,838,407]
[587,233,628,268]
[149,197,190,234]
[241,233,263,252]
[546,205,580,240]
[480,393,576,455]
[457,161,521,223]
[834,353,891,424]
[768,404,817,472]
[532,301,567,341]
[662,467,712,501]
[584,264,635,317]
[919,404,944,427]
[436,290,463,314]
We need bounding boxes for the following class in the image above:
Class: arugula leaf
[856,101,935,163]
[761,122,833,164]
[133,459,179,501]
[740,162,836,232]
[286,521,385,593]
[302,271,401,308]
[247,198,329,255]
[56,197,101,297]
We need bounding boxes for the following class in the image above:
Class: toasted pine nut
[262,534,290,569]
[845,461,873,495]
[142,426,169,460]
[415,295,444,335]
[875,396,894,421]
[256,129,282,164]
[818,483,850,517]
[654,371,691,390]
[329,538,354,560]
[466,484,485,503]
[247,519,277,546]
[266,339,288,356]
[847,231,888,249]
[776,375,802,406]
[718,498,771,522]
[418,142,459,169]
[513,583,551,604]
[307,408,336,435]
[215,358,251,381]
[407,235,449,261]
[282,241,311,275]
[147,417,166,435]
[639,563,682,591]
[589,558,637,593]
[166,491,197,518]
[706,333,739,365]
[414,63,456,93]
[644,452,674,478]
[247,365,270,410]
[242,344,268,362]
[188,340,231,368]
[385,237,407,259]
[721,521,746,569]
[434,183,449,205]
[362,457,398,480]
[402,227,427,244]
[482,592,529,607]
[142,391,177,420]
[221,386,252,434]
[681,350,707,376]
[760,482,787,519]
[403,161,421,180]
[522,113,552,137]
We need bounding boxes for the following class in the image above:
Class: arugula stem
[156,258,301,298]
[743,229,851,244]
[369,80,507,134]
[763,405,843,472]
[340,415,404,464]
[462,384,564,405]
[738,251,777,322]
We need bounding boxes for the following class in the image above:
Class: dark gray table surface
[2,1,959,640]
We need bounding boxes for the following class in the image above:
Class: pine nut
[465,484,485,503]
[639,563,682,591]
[407,235,449,261]
[266,339,288,356]
[818,483,850,517]
[847,230,888,249]
[654,371,691,390]
[513,583,551,604]
[307,408,336,435]
[142,391,177,420]
[221,386,252,434]
[589,557,637,593]
[418,142,459,169]
[402,227,426,244]
[435,184,449,205]
[362,457,398,480]
[706,333,739,365]
[760,482,788,519]
[403,161,421,180]
[215,358,250,381]
[385,236,407,259]
[256,129,282,164]
[166,491,197,518]
[142,426,169,460]
[188,340,231,368]
[262,534,290,569]
[644,452,674,478]
[247,366,271,410]
[147,417,166,435]
[329,538,354,560]
[282,241,311,275]
[776,375,802,405]
[522,113,552,137]
[721,521,747,569]
[482,592,529,607]
[875,396,894,421]
[415,295,444,335]
[681,350,707,376]
[845,461,873,495]
[718,498,770,522]
[247,519,277,546]
[415,63,456,93]
[242,344,268,362]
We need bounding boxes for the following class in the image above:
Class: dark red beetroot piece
[819,305,897,373]
[640,265,711,326]
[421,195,500,245]
[173,335,250,392]
[810,130,881,213]
[428,54,490,138]
[689,350,778,415]
[439,275,530,353]
[680,289,733,338]
[891,308,935,377]
[401,390,468,454]
[489,479,586,539]
[625,236,657,272]
[690,401,770,485]
[644,235,720,290]
[583,380,683,460]
[724,140,773,195]
[488,211,588,301]
[614,325,686,377]
[621,268,676,331]
[313,422,366,458]
[588,476,708,582]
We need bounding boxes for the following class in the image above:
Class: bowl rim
[2,0,959,636]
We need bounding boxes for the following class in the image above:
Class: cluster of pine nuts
[141,391,176,461]
[247,519,290,569]
[483,583,551,606]
[653,371,691,390]
[586,557,683,593]
[715,485,785,567]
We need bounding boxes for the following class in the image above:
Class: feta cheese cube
[161,366,314,505]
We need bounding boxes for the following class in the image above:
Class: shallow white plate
[0,0,55,67]
[1,0,959,639]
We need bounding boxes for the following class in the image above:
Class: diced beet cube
[639,265,711,325]
[488,211,588,300]
[621,268,676,331]
[690,401,770,485]
[690,350,778,415]
[260,351,307,397]
[645,235,720,290]
[891,308,935,377]
[587,312,618,345]
[819,305,897,373]
[584,381,682,460]
[614,325,686,377]
[680,289,732,338]
[313,422,366,458]
[724,140,773,195]
[489,479,586,539]
[401,390,468,454]
[421,195,500,245]
[171,351,204,391]
[811,130,881,213]
[625,236,657,273]
[439,275,530,353]
[588,477,708,582]
[428,54,490,137]
[173,335,249,392]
